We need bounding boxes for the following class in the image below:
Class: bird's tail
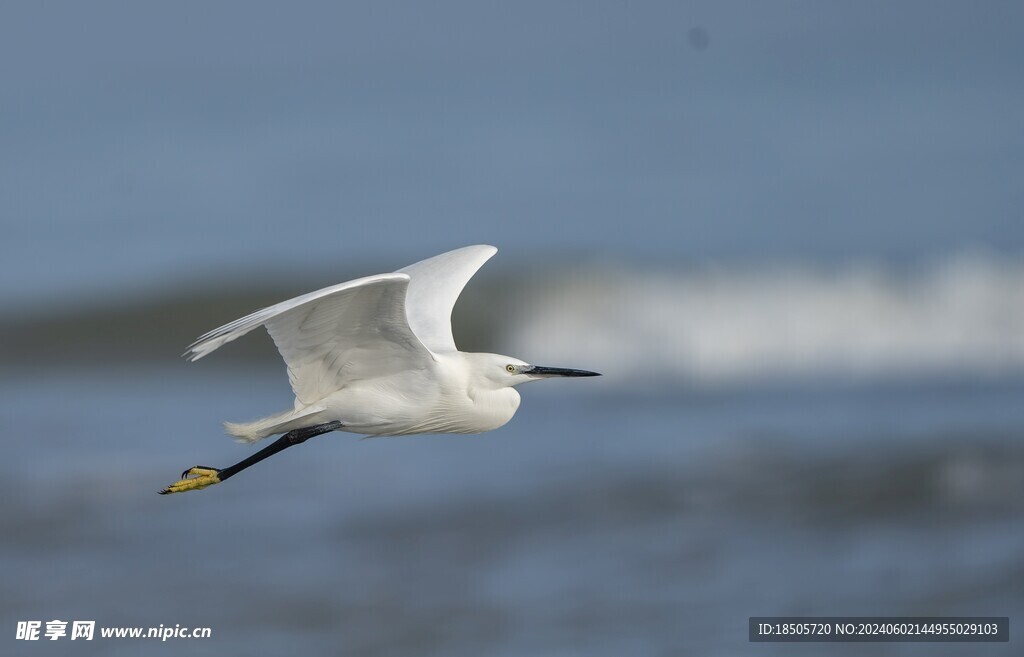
[224,405,327,443]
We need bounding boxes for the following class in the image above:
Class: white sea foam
[509,253,1024,386]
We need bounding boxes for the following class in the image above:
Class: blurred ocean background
[2,1,1022,655]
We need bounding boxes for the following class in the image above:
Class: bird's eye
[506,364,516,373]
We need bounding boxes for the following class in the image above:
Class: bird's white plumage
[263,275,432,406]
[183,245,505,438]
[397,244,497,353]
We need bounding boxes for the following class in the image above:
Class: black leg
[159,421,343,494]
[216,420,343,482]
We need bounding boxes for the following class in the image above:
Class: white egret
[160,245,599,494]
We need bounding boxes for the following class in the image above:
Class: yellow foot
[159,466,222,495]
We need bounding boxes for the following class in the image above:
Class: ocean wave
[6,251,1024,388]
[508,252,1024,386]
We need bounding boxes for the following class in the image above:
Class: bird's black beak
[525,365,601,378]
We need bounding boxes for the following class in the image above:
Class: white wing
[397,244,497,352]
[184,273,435,406]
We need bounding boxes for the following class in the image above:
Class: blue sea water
[2,365,1023,656]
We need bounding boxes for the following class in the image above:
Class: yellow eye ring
[506,364,516,373]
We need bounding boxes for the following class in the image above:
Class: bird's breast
[322,378,521,436]
[457,386,521,434]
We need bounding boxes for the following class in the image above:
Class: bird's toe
[159,466,222,495]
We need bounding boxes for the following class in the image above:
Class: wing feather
[184,273,434,406]
[183,245,497,406]
[397,245,497,352]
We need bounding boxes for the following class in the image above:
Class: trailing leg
[159,421,343,495]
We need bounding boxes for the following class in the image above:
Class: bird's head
[470,353,601,389]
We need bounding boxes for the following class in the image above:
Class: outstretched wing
[184,273,435,406]
[397,244,497,352]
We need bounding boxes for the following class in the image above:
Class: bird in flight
[160,245,599,494]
